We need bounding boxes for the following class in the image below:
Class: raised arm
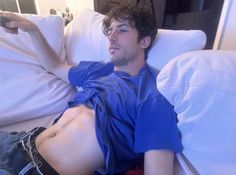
[0,11,72,83]
[144,150,174,175]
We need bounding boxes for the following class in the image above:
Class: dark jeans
[0,128,49,175]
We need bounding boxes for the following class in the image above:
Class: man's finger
[5,21,18,28]
[2,27,18,34]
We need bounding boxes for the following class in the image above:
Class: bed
[1,9,236,175]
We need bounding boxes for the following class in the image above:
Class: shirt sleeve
[134,94,183,153]
[68,61,114,87]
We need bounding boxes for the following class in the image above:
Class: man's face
[107,19,143,66]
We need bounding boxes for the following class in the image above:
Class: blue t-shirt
[68,61,183,175]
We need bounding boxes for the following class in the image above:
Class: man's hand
[144,150,174,175]
[0,11,38,34]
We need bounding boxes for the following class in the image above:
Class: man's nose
[108,30,117,43]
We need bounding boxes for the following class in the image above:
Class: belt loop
[20,139,26,151]
[19,131,33,152]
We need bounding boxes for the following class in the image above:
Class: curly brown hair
[102,5,157,60]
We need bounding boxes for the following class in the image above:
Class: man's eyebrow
[109,23,129,29]
[117,23,129,28]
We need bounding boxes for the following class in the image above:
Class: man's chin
[110,59,127,66]
[110,58,119,66]
[110,60,119,66]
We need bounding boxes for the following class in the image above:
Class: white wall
[66,0,94,18]
[214,0,236,50]
[35,0,66,15]
[35,0,94,17]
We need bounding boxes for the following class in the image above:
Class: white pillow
[0,14,65,61]
[156,50,236,175]
[0,14,76,126]
[64,9,206,70]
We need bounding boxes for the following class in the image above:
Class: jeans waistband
[19,127,59,175]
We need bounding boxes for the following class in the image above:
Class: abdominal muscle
[35,105,104,175]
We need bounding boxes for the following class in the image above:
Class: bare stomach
[35,105,104,175]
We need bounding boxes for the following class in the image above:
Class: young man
[0,6,182,175]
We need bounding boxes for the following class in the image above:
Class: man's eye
[106,28,127,36]
[118,29,127,33]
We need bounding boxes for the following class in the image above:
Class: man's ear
[140,36,151,49]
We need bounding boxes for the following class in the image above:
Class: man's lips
[109,46,120,53]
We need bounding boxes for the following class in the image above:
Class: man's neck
[114,58,145,76]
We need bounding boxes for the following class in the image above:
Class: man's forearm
[28,28,72,82]
[144,150,174,175]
